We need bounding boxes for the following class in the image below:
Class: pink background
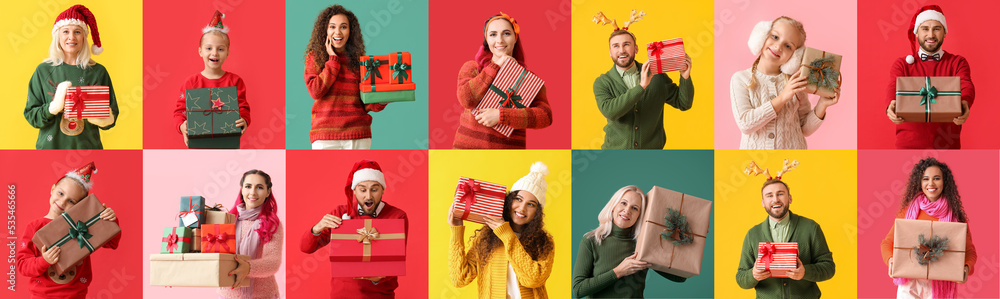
[857,0,1000,149]
[141,150,286,298]
[714,0,858,149]
[857,150,999,298]
[427,0,571,149]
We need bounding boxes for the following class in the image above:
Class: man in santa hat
[885,5,974,149]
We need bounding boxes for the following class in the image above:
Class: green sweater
[24,62,119,149]
[736,212,835,299]
[593,62,694,149]
[572,225,685,298]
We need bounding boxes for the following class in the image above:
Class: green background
[571,150,715,298]
[285,0,429,149]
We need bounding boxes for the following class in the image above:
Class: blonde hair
[583,185,647,245]
[44,24,96,69]
[746,16,806,89]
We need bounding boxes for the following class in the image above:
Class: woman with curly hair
[880,157,977,298]
[303,5,386,149]
[448,162,555,298]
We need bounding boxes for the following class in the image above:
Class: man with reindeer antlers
[735,160,836,298]
[591,10,694,149]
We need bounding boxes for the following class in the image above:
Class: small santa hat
[64,162,97,191]
[344,160,387,207]
[906,5,947,64]
[203,10,229,34]
[511,161,549,206]
[53,5,103,55]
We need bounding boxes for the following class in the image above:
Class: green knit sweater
[572,225,685,298]
[736,212,835,299]
[24,62,119,149]
[593,62,694,149]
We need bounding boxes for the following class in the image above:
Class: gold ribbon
[330,219,405,262]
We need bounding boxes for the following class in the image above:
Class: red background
[2,150,143,298]
[427,1,571,149]
[284,150,428,297]
[142,0,286,149]
[857,0,1000,149]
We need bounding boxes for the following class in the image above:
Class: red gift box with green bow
[359,52,416,103]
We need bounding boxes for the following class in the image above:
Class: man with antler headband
[735,160,835,298]
[592,10,694,149]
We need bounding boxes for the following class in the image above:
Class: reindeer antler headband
[592,10,645,31]
[744,159,799,180]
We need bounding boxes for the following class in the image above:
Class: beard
[765,204,789,220]
[919,38,944,54]
[612,53,635,69]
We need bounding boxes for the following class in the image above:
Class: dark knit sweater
[304,53,386,143]
[572,225,685,298]
[736,213,835,299]
[593,62,694,149]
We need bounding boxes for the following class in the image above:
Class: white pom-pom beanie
[511,161,549,206]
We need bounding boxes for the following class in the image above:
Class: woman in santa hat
[23,4,119,149]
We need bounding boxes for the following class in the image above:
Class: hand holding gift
[680,54,693,79]
[42,245,61,265]
[752,259,771,281]
[639,62,653,89]
[612,252,650,279]
[100,204,116,221]
[446,203,462,227]
[953,100,970,125]
[483,216,505,231]
[886,100,905,124]
[474,108,500,128]
[312,214,343,234]
[774,71,808,113]
[785,257,806,280]
[228,254,251,289]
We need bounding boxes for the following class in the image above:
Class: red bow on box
[457,179,505,220]
[161,228,190,253]
[204,231,233,252]
[647,40,683,74]
[70,87,86,120]
[758,242,797,271]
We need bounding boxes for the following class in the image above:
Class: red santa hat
[52,5,103,55]
[344,160,387,207]
[906,5,948,64]
[203,10,229,34]
[64,162,97,191]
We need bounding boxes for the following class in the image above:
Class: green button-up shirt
[769,214,791,243]
[615,63,639,89]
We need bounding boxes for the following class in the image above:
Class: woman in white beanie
[448,161,555,298]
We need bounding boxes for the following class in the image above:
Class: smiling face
[760,21,803,66]
[510,190,540,226]
[921,166,944,201]
[241,174,271,209]
[58,25,85,58]
[327,14,350,51]
[485,18,516,58]
[354,181,384,215]
[611,190,642,229]
[608,32,637,69]
[916,20,946,53]
[199,32,229,70]
[761,181,792,220]
[49,178,87,214]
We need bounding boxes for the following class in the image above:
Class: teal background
[285,1,429,149]
[571,150,715,298]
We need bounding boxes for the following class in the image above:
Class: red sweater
[304,53,387,143]
[885,52,975,149]
[300,202,408,299]
[15,217,121,299]
[453,60,552,149]
[173,72,252,134]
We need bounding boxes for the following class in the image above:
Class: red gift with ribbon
[329,219,406,277]
[756,242,799,277]
[200,224,236,254]
[451,177,507,224]
[160,227,193,254]
[646,38,686,74]
[475,59,545,137]
[63,86,111,120]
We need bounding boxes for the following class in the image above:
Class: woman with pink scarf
[220,169,284,299]
[880,158,976,299]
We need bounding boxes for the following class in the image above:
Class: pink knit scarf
[894,194,956,298]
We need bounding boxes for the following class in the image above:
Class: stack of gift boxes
[149,196,249,287]
[359,51,416,104]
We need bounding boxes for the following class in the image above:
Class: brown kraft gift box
[149,253,251,287]
[635,186,712,278]
[798,47,843,98]
[32,194,121,274]
[890,219,967,282]
[895,76,962,122]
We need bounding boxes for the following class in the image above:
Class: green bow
[361,56,387,83]
[52,209,104,252]
[918,85,938,106]
[67,220,94,249]
[390,52,410,84]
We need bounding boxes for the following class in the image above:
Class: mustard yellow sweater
[449,223,555,299]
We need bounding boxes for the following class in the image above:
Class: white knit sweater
[730,69,824,149]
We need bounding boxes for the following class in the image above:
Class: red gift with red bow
[756,242,799,277]
[451,177,507,224]
[200,224,236,254]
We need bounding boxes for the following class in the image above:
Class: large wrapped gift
[149,253,250,287]
[798,47,843,98]
[451,177,507,225]
[476,59,545,137]
[205,204,236,224]
[31,194,121,274]
[890,219,967,281]
[646,38,686,74]
[63,86,111,119]
[201,224,237,254]
[160,227,194,254]
[895,76,962,122]
[185,86,241,149]
[359,52,416,104]
[177,196,206,228]
[756,242,799,277]
[635,186,711,278]
[329,219,406,277]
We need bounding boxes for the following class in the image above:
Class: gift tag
[181,213,199,227]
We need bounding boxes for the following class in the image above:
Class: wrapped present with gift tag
[359,52,416,104]
[160,227,194,254]
[475,59,545,137]
[646,38,686,74]
[329,219,406,277]
[890,219,967,282]
[149,253,250,287]
[178,196,206,228]
[756,242,799,277]
[31,194,121,274]
[451,177,507,225]
[63,86,111,119]
[201,224,237,254]
[635,186,711,278]
[185,86,242,148]
[797,47,842,98]
[205,204,236,224]
[895,76,963,122]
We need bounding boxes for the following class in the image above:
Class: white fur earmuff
[781,47,805,75]
[747,20,772,56]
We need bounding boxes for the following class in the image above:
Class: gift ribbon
[187,89,239,137]
[643,193,707,269]
[647,40,683,74]
[892,221,965,279]
[177,199,204,227]
[205,203,226,211]
[52,209,105,252]
[488,68,529,109]
[895,77,961,122]
[202,225,234,252]
[69,86,87,120]
[456,179,506,221]
[801,51,841,93]
[161,227,191,253]
[329,219,405,262]
[757,242,797,272]
[390,52,410,84]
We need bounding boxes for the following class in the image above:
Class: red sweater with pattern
[304,53,387,143]
[15,217,121,299]
[453,60,552,149]
[173,72,252,134]
[885,52,975,149]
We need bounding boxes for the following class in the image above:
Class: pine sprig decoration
[912,234,950,266]
[806,57,840,90]
[660,207,694,246]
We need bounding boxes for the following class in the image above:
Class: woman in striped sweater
[220,169,283,299]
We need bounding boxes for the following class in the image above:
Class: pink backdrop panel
[857,0,1000,149]
[714,0,858,149]
[857,150,999,298]
[141,150,286,298]
[427,1,571,149]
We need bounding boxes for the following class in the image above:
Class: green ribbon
[52,209,105,252]
[895,76,961,122]
[488,69,529,108]
[361,56,388,84]
[390,52,410,84]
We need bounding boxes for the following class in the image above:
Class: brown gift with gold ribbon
[890,218,967,282]
[329,219,406,277]
[635,186,712,278]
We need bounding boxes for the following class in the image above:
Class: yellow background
[428,150,572,298]
[0,1,143,149]
[714,150,858,297]
[571,0,715,149]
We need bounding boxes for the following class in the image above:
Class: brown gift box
[192,228,201,252]
[205,210,236,224]
[798,47,843,98]
[895,76,962,122]
[635,186,712,278]
[890,219,967,281]
[31,194,121,274]
[149,253,251,287]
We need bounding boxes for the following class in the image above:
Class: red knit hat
[344,160,386,214]
[53,5,103,55]
[203,10,229,34]
[906,5,947,64]
[65,161,97,191]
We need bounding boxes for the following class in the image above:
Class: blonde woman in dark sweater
[572,186,685,298]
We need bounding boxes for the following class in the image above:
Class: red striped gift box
[756,242,798,277]
[475,59,545,137]
[647,38,686,74]
[452,177,507,224]
[63,86,111,119]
